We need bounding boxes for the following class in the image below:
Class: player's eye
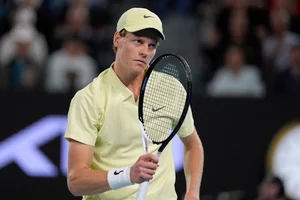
[135,40,142,44]
[149,44,157,49]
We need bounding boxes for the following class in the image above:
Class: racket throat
[156,151,162,158]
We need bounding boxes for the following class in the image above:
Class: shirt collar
[107,62,133,101]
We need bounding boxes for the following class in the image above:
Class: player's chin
[132,63,147,73]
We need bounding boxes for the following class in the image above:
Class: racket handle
[135,151,162,200]
[136,180,149,200]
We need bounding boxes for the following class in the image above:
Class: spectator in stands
[219,13,263,70]
[44,33,97,94]
[47,0,112,68]
[43,0,111,28]
[206,45,265,97]
[12,6,36,25]
[51,5,94,52]
[0,25,41,91]
[262,9,300,73]
[0,7,48,67]
[256,173,289,200]
[200,1,264,87]
[36,0,111,52]
[215,0,269,41]
[262,9,300,90]
[267,0,300,35]
[273,44,300,96]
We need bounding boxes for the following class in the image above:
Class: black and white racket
[136,54,192,200]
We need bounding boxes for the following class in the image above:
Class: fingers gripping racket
[136,54,192,200]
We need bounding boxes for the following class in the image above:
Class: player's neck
[112,62,145,101]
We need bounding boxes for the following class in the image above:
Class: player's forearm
[67,168,111,196]
[183,141,204,196]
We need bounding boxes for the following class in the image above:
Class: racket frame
[138,54,192,151]
[136,54,192,200]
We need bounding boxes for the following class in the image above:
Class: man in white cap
[64,7,204,200]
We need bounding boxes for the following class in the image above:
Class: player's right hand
[130,154,159,183]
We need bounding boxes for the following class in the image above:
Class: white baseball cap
[117,7,165,40]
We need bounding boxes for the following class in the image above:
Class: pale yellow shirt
[64,64,194,200]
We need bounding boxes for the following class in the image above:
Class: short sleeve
[177,106,194,138]
[64,89,100,146]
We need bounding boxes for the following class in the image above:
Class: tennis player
[64,7,204,200]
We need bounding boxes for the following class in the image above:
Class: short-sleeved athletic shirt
[64,63,194,200]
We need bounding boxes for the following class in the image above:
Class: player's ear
[113,31,121,48]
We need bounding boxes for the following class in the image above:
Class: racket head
[138,54,192,146]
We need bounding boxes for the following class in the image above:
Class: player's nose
[139,44,149,58]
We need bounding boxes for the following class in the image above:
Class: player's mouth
[135,59,147,65]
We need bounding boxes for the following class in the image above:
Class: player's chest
[98,100,142,147]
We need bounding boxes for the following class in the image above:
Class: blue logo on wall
[0,115,184,177]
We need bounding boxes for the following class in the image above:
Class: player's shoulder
[71,68,111,105]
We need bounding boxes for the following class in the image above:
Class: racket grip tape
[136,180,150,200]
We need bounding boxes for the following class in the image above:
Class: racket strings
[142,62,187,143]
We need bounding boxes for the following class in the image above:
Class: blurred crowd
[0,0,299,98]
[0,0,117,93]
[198,0,300,97]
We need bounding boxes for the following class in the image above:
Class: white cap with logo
[117,7,165,40]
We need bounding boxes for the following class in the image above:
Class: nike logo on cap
[144,15,154,18]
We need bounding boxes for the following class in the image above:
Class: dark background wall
[0,92,299,200]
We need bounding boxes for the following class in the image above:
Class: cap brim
[125,24,165,40]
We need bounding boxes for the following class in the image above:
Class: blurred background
[0,0,300,199]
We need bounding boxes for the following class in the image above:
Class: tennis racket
[136,54,192,200]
